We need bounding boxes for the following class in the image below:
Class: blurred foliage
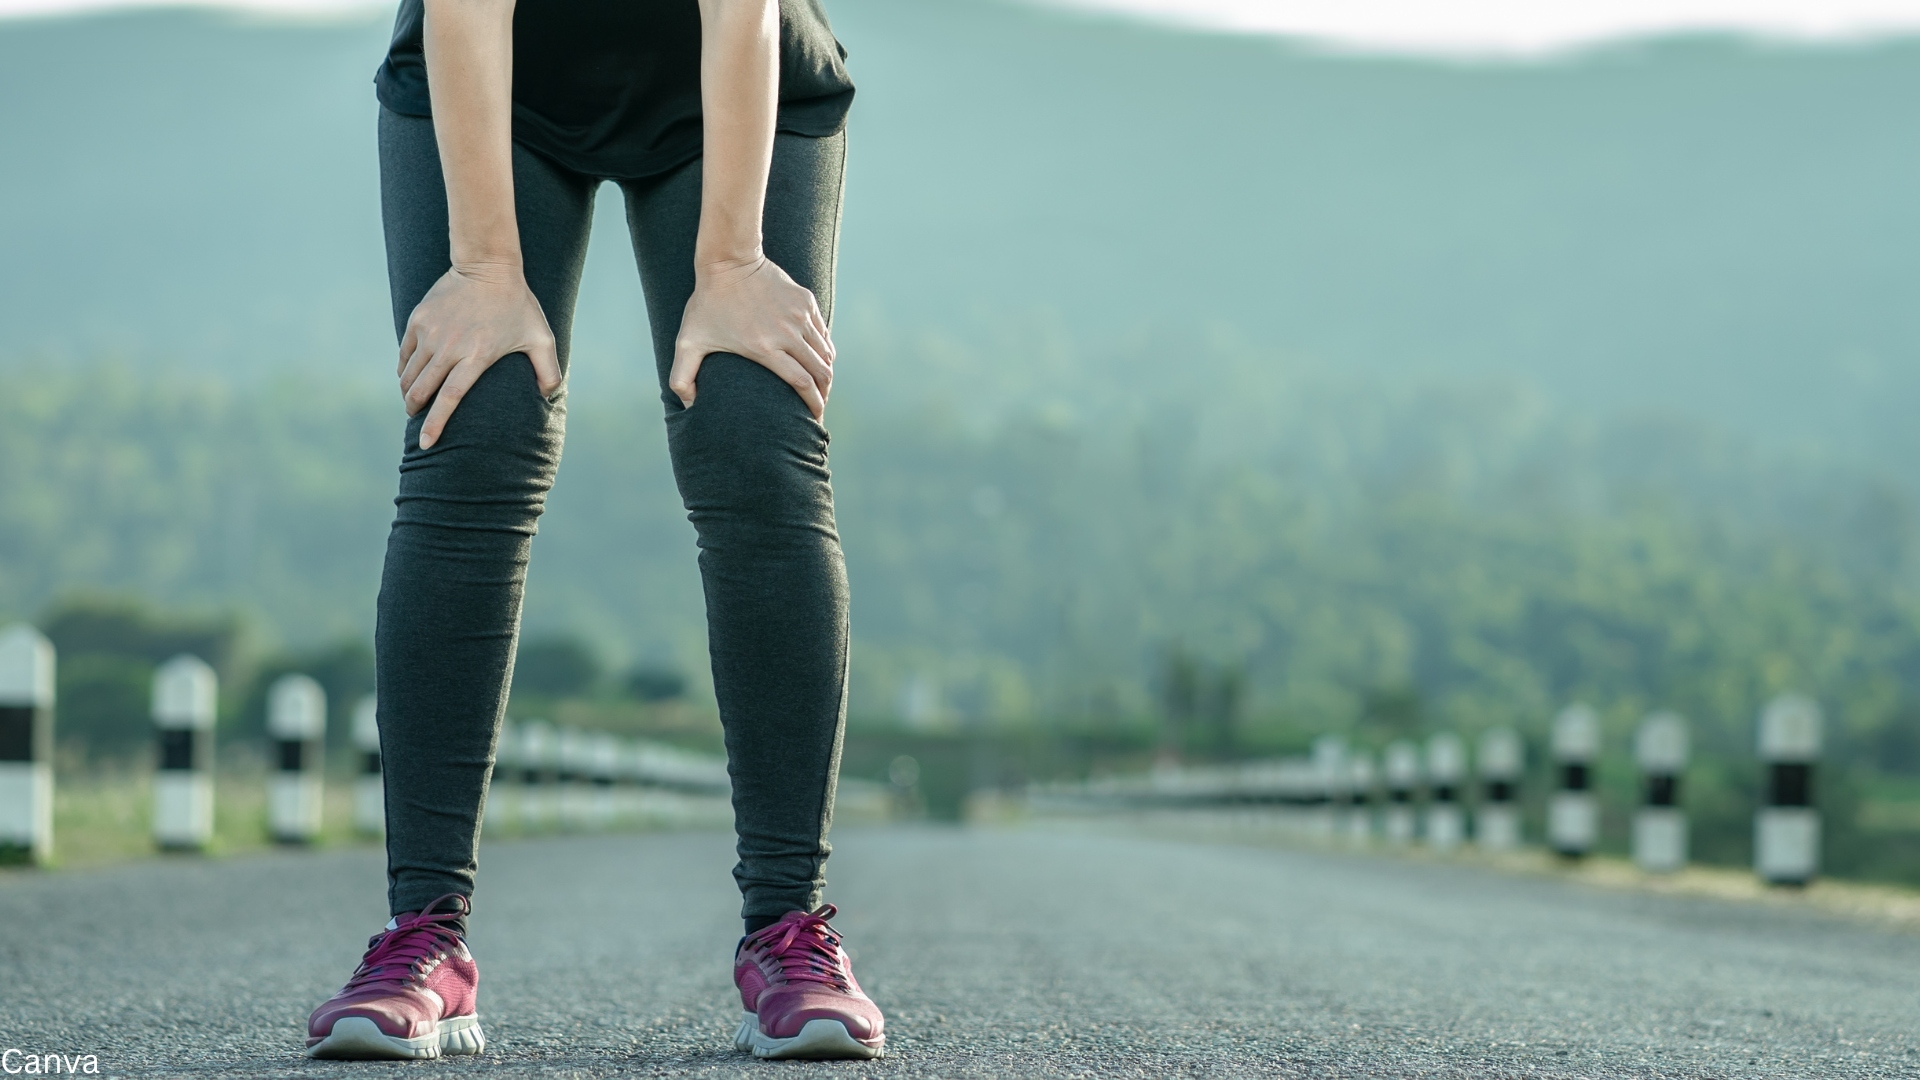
[40,596,243,758]
[8,354,1920,745]
[840,722,1166,822]
[1156,646,1245,754]
[625,664,689,704]
[54,653,152,757]
[1360,686,1426,743]
[41,595,242,675]
[34,594,373,757]
[512,635,603,699]
[1871,700,1920,775]
[236,639,375,749]
[0,370,394,649]
[6,338,1920,877]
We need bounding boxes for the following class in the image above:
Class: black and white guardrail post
[1755,694,1822,886]
[152,654,217,851]
[1346,750,1375,843]
[615,736,645,821]
[1424,733,1466,851]
[589,732,619,829]
[1311,736,1347,838]
[1632,711,1687,873]
[352,694,383,836]
[519,720,554,831]
[1382,740,1419,845]
[1549,703,1600,858]
[266,674,326,844]
[0,624,55,863]
[556,727,589,829]
[486,720,519,834]
[1475,727,1522,851]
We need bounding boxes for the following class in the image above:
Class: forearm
[423,0,522,278]
[696,0,779,275]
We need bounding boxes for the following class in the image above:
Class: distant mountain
[1,2,1917,471]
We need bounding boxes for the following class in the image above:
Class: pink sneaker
[732,905,886,1059]
[305,894,485,1059]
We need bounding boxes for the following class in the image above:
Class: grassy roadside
[1483,846,1920,932]
[1089,811,1920,935]
[32,763,374,869]
[13,762,883,873]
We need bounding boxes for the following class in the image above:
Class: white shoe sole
[306,1014,486,1060]
[734,1010,885,1060]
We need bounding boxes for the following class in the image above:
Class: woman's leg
[375,107,599,918]
[620,131,850,926]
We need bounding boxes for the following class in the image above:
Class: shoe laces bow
[749,904,851,990]
[342,892,468,992]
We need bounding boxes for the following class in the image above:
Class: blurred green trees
[624,665,689,704]
[35,595,374,761]
[511,635,603,699]
[4,347,1920,876]
[6,352,1919,753]
[41,597,241,758]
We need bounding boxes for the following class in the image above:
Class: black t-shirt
[375,0,854,180]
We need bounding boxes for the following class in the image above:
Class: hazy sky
[2,0,1918,55]
[1041,0,1920,54]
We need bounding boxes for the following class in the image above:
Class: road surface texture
[2,823,1916,1078]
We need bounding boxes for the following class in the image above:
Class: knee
[393,355,565,531]
[666,354,834,520]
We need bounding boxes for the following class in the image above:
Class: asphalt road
[2,823,1917,1078]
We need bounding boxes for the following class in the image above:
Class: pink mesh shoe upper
[307,894,478,1043]
[733,905,885,1042]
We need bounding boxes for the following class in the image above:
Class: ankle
[394,898,470,939]
[744,909,803,936]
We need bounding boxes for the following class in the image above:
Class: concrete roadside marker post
[1475,728,1523,851]
[486,721,519,835]
[519,720,554,831]
[589,732,619,829]
[1382,740,1419,845]
[1424,732,1466,851]
[552,727,574,829]
[1346,750,1375,844]
[625,734,656,818]
[628,739,662,823]
[610,736,638,822]
[351,695,383,837]
[1548,704,1600,858]
[556,727,588,830]
[0,625,55,863]
[1755,694,1822,886]
[1311,735,1347,840]
[266,674,326,844]
[151,654,217,851]
[1258,761,1293,834]
[1632,711,1688,873]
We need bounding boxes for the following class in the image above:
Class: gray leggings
[373,108,850,924]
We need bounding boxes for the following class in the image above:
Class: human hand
[670,255,834,419]
[398,263,561,449]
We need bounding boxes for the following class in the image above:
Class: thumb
[669,338,705,410]
[529,338,562,397]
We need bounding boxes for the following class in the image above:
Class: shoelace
[747,904,852,991]
[341,892,469,993]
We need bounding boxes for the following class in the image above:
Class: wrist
[450,255,525,286]
[695,247,765,282]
